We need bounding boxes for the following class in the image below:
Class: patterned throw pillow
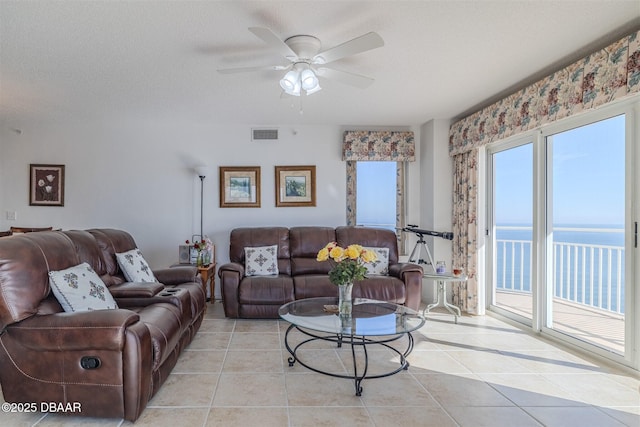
[245,245,279,276]
[364,247,390,276]
[49,262,118,312]
[116,248,157,283]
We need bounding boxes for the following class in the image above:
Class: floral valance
[343,131,415,161]
[449,29,640,156]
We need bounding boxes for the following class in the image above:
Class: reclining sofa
[219,226,423,318]
[0,229,206,421]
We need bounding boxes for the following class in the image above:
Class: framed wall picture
[275,165,316,207]
[219,166,261,208]
[29,164,65,206]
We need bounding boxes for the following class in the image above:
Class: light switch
[6,211,16,221]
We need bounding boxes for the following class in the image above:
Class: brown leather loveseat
[0,229,206,421]
[219,226,423,318]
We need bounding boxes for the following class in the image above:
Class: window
[346,160,406,251]
[356,161,397,230]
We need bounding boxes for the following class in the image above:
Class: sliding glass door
[546,115,626,355]
[488,110,633,363]
[489,142,534,324]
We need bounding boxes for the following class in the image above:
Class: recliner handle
[80,356,101,370]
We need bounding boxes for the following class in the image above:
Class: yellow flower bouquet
[316,242,378,286]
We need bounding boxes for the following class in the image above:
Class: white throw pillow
[364,247,390,276]
[116,248,157,283]
[245,245,279,276]
[49,262,118,312]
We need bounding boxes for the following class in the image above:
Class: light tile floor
[1,301,639,426]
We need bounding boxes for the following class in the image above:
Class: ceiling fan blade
[217,64,288,74]
[316,67,375,89]
[249,27,298,59]
[313,32,384,64]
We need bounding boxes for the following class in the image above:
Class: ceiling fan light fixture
[300,68,319,91]
[220,28,383,100]
[283,78,301,96]
[280,69,300,92]
[305,83,322,95]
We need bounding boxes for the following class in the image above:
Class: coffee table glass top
[279,297,425,336]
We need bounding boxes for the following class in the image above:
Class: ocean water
[495,224,625,313]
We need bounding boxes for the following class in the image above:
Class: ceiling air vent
[252,128,278,141]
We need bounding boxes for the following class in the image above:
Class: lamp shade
[300,69,319,91]
[195,166,208,178]
[280,70,299,92]
[305,83,322,95]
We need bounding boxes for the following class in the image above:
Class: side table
[197,264,216,303]
[423,272,467,323]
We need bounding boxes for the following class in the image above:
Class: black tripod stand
[406,230,436,273]
[402,226,462,323]
[402,225,452,273]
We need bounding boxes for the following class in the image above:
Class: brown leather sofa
[219,226,423,318]
[0,229,206,421]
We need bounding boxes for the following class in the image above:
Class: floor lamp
[195,166,208,240]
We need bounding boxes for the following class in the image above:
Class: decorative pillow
[245,245,279,276]
[116,248,157,283]
[364,247,390,276]
[49,262,118,312]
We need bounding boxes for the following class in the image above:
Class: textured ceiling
[1,1,639,129]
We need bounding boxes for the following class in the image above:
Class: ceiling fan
[217,27,384,96]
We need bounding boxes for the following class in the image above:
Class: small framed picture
[275,165,316,207]
[219,166,261,208]
[29,164,65,206]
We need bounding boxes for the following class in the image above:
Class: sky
[495,114,625,227]
[356,161,396,228]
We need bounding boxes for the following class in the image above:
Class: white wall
[419,119,453,303]
[0,120,425,299]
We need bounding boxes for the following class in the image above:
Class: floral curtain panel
[451,149,478,314]
[449,30,640,155]
[343,131,415,161]
[448,29,639,314]
[346,161,357,226]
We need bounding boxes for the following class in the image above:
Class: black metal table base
[283,323,415,396]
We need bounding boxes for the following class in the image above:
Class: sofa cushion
[289,226,335,276]
[293,275,336,299]
[63,230,110,276]
[354,276,406,304]
[364,247,389,275]
[244,245,279,276]
[229,227,291,276]
[238,276,294,304]
[49,262,119,312]
[116,248,157,283]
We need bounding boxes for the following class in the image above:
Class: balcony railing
[495,226,625,315]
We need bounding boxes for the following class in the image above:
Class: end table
[197,264,216,303]
[422,272,467,323]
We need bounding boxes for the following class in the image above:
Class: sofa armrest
[218,262,244,277]
[4,309,141,352]
[388,263,423,311]
[155,266,199,286]
[218,262,245,318]
[388,262,423,278]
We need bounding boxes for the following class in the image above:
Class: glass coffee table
[278,297,425,396]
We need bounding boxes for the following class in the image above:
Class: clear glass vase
[338,283,353,316]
